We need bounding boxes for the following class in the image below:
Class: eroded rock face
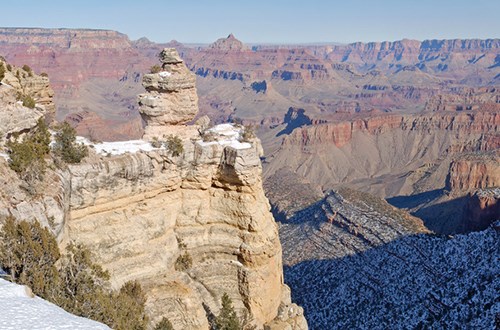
[445,152,500,193]
[461,188,500,232]
[63,125,306,329]
[138,48,198,138]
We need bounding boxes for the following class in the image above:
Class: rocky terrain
[0,52,307,329]
[263,175,499,329]
[285,220,500,330]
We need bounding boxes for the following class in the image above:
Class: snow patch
[76,136,159,156]
[196,123,252,150]
[0,279,110,329]
[0,152,9,161]
[159,71,171,78]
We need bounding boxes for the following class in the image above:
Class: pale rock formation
[0,52,307,329]
[64,124,306,329]
[0,60,55,121]
[138,48,198,139]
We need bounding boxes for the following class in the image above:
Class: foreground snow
[0,279,110,330]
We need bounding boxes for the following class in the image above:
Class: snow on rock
[159,71,171,78]
[0,152,9,160]
[69,123,252,157]
[0,279,110,329]
[76,136,158,156]
[196,123,252,150]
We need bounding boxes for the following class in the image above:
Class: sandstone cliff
[445,151,500,193]
[0,50,307,329]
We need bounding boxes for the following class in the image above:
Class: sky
[2,0,499,44]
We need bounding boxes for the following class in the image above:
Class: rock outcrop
[0,60,55,143]
[461,188,500,232]
[445,151,500,193]
[138,48,199,139]
[0,51,306,329]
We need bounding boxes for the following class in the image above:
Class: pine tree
[215,293,241,330]
[53,122,88,163]
[154,317,174,330]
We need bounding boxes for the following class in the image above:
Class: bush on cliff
[0,216,60,299]
[150,65,162,74]
[239,125,255,143]
[53,122,88,164]
[21,94,36,109]
[0,63,5,81]
[165,135,184,157]
[0,217,149,330]
[154,317,174,330]
[6,118,51,194]
[215,293,241,330]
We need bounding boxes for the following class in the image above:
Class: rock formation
[461,188,500,232]
[0,53,307,329]
[445,151,500,193]
[0,59,55,144]
[138,48,199,139]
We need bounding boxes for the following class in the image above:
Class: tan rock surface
[63,125,305,329]
[138,48,198,138]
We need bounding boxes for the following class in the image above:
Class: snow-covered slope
[0,279,110,330]
[285,224,500,329]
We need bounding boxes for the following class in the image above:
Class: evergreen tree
[53,122,88,163]
[154,317,174,330]
[215,293,241,330]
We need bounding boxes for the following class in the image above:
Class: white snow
[68,123,252,157]
[196,124,252,150]
[76,136,159,155]
[159,71,171,77]
[0,152,9,160]
[0,278,110,329]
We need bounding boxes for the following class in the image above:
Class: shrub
[0,217,60,299]
[0,63,5,81]
[21,94,36,109]
[53,122,88,164]
[6,118,51,193]
[239,125,255,143]
[150,136,163,148]
[0,218,148,330]
[175,252,192,271]
[150,65,162,74]
[112,281,149,330]
[6,63,12,71]
[40,72,48,77]
[165,135,183,157]
[154,317,174,330]
[215,293,241,330]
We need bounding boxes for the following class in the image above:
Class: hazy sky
[2,0,499,44]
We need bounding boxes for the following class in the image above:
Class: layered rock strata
[445,151,500,193]
[64,129,305,329]
[138,48,198,139]
[0,52,306,329]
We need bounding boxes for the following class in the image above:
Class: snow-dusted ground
[0,279,110,329]
[75,123,252,156]
[285,225,500,329]
[76,136,157,155]
[196,123,252,150]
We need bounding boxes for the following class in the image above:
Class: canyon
[0,27,498,328]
